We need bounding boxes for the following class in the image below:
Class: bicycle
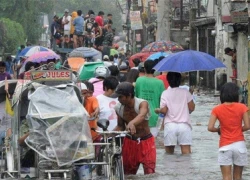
[74,119,128,180]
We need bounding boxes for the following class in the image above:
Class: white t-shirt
[62,15,72,31]
[160,87,193,126]
[96,94,119,131]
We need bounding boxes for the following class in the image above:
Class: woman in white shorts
[155,72,195,154]
[208,82,250,180]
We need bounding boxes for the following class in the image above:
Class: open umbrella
[141,40,184,53]
[128,52,153,67]
[78,62,105,81]
[19,51,60,74]
[146,52,171,61]
[153,50,226,73]
[67,57,85,72]
[25,51,60,63]
[69,47,100,58]
[18,46,52,57]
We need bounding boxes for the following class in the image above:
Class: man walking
[135,60,165,137]
[113,82,156,175]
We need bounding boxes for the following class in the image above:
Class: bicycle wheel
[111,157,124,180]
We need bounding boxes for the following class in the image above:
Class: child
[208,82,250,180]
[80,82,99,141]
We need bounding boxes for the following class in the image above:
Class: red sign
[30,70,72,81]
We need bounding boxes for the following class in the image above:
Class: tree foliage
[0,18,25,54]
[0,0,54,44]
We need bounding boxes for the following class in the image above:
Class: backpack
[85,19,94,33]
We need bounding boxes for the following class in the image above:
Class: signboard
[30,70,72,81]
[130,11,143,30]
[231,11,248,23]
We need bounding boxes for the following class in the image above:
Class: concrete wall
[206,0,217,17]
[236,33,248,82]
[214,0,248,89]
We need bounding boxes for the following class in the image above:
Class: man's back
[95,16,103,27]
[74,16,84,32]
[135,76,165,127]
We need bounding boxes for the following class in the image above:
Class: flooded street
[125,92,250,180]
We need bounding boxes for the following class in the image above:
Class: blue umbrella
[153,50,226,72]
[146,52,170,60]
[18,46,51,57]
[70,47,100,58]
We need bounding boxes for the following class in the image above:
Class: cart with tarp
[1,71,94,179]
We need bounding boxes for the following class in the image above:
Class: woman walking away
[155,72,195,154]
[208,82,250,180]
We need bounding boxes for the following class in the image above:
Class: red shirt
[95,16,104,27]
[212,103,248,147]
[156,74,169,89]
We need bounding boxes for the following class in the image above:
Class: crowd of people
[51,9,116,55]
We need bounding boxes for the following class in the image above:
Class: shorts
[122,135,156,175]
[218,141,248,166]
[64,30,70,36]
[74,30,83,36]
[164,122,192,146]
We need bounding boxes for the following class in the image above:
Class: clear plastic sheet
[25,85,94,166]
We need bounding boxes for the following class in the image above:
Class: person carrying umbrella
[155,72,195,154]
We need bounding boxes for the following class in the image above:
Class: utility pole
[126,0,132,51]
[248,1,250,107]
[156,0,171,41]
[189,8,197,50]
[189,7,197,86]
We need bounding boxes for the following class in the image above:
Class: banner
[130,11,143,30]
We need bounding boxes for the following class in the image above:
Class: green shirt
[135,76,165,127]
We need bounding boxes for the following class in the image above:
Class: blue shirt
[5,61,13,74]
[73,16,84,33]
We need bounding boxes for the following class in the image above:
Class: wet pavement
[125,92,250,180]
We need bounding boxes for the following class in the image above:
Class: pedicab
[1,70,94,179]
[0,80,18,177]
